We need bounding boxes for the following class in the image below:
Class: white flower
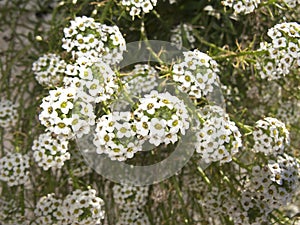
[113,183,149,207]
[172,49,220,99]
[123,64,158,97]
[57,189,105,224]
[32,53,66,87]
[194,105,242,163]
[252,117,289,155]
[78,65,93,80]
[93,112,143,161]
[122,0,157,18]
[34,194,62,225]
[133,91,190,146]
[0,153,30,186]
[135,115,150,137]
[62,16,126,65]
[150,118,166,136]
[32,132,70,170]
[115,121,133,138]
[0,99,18,128]
[138,97,160,115]
[233,1,245,14]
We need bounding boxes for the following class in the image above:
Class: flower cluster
[172,49,220,99]
[93,112,143,161]
[133,90,190,146]
[199,185,272,224]
[64,61,118,103]
[31,53,66,87]
[200,187,229,218]
[194,105,242,163]
[0,153,30,186]
[57,189,105,225]
[113,184,150,225]
[0,198,24,224]
[123,64,158,97]
[252,117,290,156]
[116,209,150,225]
[170,23,195,49]
[276,99,300,125]
[32,132,70,170]
[222,0,261,14]
[34,193,62,225]
[0,99,18,128]
[256,22,300,80]
[62,16,126,65]
[93,90,190,161]
[38,86,95,139]
[120,0,157,18]
[250,154,299,211]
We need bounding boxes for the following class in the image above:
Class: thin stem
[171,176,190,224]
[140,19,165,65]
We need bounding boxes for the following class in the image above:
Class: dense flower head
[62,16,126,65]
[123,64,158,97]
[34,193,62,225]
[32,53,66,87]
[39,86,95,139]
[222,0,261,14]
[194,105,242,163]
[57,189,105,225]
[0,198,24,224]
[64,61,118,103]
[113,183,149,208]
[252,117,289,156]
[199,185,272,225]
[170,23,195,49]
[0,152,30,186]
[93,112,143,161]
[0,99,18,128]
[113,184,149,224]
[116,209,150,225]
[256,22,300,80]
[276,99,300,125]
[32,132,70,170]
[200,186,229,217]
[172,49,220,99]
[120,0,157,19]
[249,154,299,210]
[133,90,190,146]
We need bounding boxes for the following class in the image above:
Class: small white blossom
[62,16,126,65]
[172,49,220,99]
[0,153,30,186]
[252,117,289,156]
[32,53,66,87]
[194,105,242,163]
[170,23,195,49]
[32,132,70,170]
[0,99,18,128]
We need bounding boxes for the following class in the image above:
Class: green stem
[20,184,25,215]
[236,122,253,135]
[213,49,267,61]
[196,163,211,186]
[99,0,113,23]
[140,19,165,65]
[171,176,190,224]
[193,32,228,53]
